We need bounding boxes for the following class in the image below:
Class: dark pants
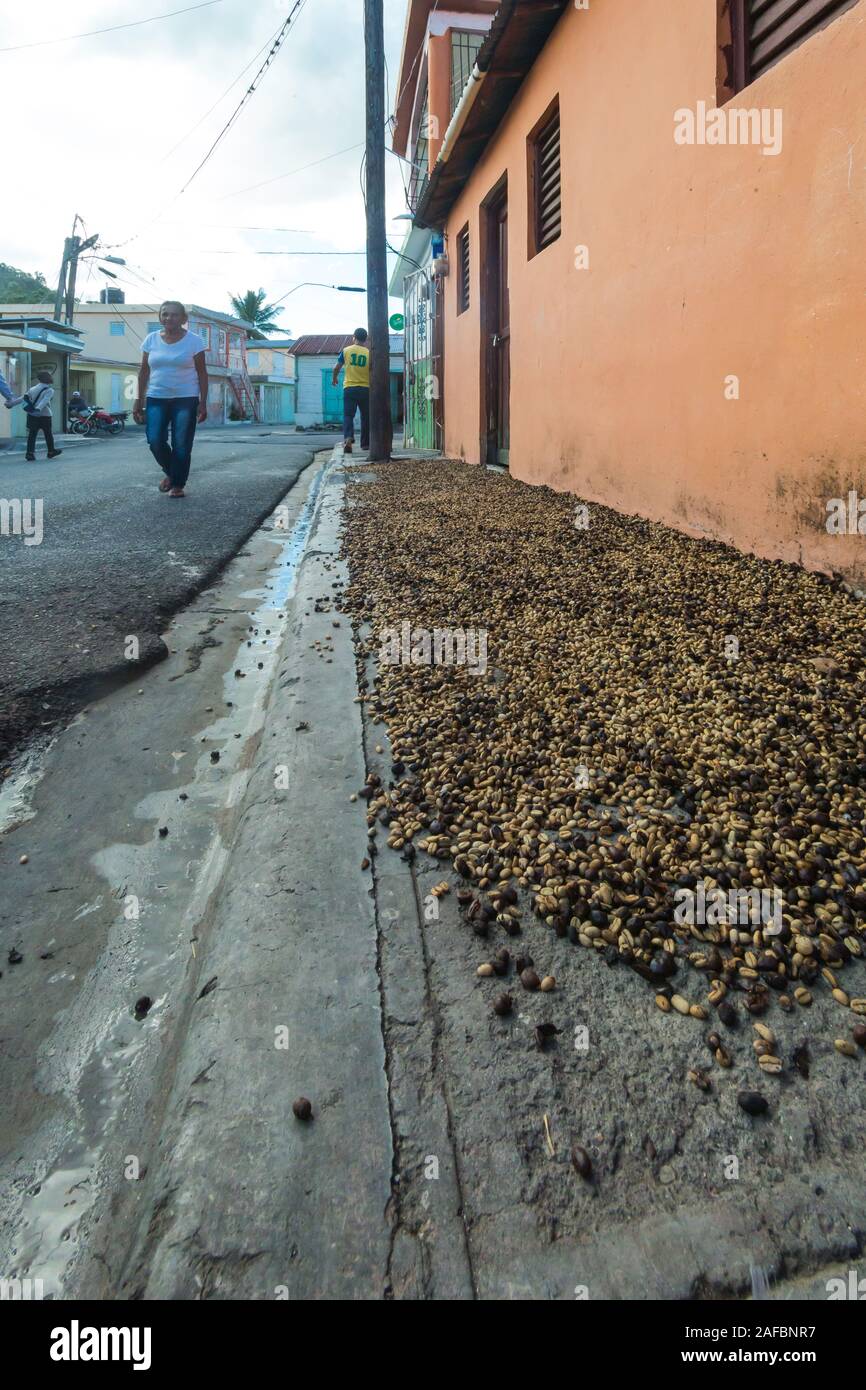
[145,396,199,488]
[25,416,55,458]
[343,386,370,449]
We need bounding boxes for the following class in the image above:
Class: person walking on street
[332,328,370,455]
[24,371,62,462]
[133,301,208,498]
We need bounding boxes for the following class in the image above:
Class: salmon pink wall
[427,33,452,168]
[441,0,866,584]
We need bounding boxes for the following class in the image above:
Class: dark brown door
[484,187,510,468]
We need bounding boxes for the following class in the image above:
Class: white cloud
[0,0,412,334]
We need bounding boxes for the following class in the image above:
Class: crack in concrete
[404,859,478,1298]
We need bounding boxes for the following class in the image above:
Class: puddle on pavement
[8,1160,98,1296]
[0,733,56,836]
[2,453,335,1294]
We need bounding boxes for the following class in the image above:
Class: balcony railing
[408,88,430,214]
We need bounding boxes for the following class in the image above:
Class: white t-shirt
[141,330,206,399]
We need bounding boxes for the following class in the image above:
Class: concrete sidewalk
[77,449,473,1300]
[87,452,398,1299]
[66,451,865,1301]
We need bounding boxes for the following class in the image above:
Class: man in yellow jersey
[332,328,371,455]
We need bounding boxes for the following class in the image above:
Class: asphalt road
[0,426,339,762]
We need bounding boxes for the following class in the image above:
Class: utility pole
[53,217,98,428]
[364,0,392,461]
[54,217,99,326]
[53,237,74,323]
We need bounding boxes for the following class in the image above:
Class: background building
[246,337,296,425]
[390,0,499,451]
[0,316,84,442]
[292,334,405,432]
[0,299,259,425]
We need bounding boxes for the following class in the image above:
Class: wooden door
[495,201,510,467]
[484,187,510,468]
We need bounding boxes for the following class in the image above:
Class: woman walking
[133,301,208,498]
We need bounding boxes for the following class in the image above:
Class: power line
[138,247,369,256]
[179,0,309,195]
[156,19,283,167]
[0,0,227,53]
[155,222,314,233]
[387,238,424,273]
[205,138,408,203]
[106,1,310,251]
[220,141,364,199]
[122,260,162,288]
[81,254,161,295]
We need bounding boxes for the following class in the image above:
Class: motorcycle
[69,405,128,437]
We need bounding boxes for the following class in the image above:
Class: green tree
[229,288,285,339]
[0,262,55,304]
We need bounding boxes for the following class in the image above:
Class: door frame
[431,268,445,451]
[479,172,509,468]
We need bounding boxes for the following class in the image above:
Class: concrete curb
[110,450,395,1299]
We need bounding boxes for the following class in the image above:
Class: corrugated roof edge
[290,334,355,356]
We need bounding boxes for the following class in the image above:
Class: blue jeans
[343,386,369,448]
[145,396,199,488]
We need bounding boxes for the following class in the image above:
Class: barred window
[409,88,430,213]
[451,30,485,114]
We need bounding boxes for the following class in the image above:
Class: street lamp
[271,282,365,309]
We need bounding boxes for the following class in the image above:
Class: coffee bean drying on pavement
[341,460,866,1088]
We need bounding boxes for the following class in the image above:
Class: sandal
[159,477,171,492]
[169,487,186,498]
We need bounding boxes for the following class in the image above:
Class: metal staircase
[228,368,260,422]
[222,334,260,422]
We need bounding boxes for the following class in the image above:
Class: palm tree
[229,288,285,339]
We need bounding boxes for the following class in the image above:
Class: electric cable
[157,19,285,167]
[220,141,364,200]
[179,0,309,195]
[105,0,311,250]
[0,0,227,52]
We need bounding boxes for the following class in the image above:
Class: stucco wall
[441,0,866,581]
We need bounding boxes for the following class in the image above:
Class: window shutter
[537,111,561,249]
[746,0,859,80]
[457,226,470,313]
[529,101,561,256]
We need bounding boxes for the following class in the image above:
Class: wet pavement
[0,427,338,763]
[0,453,332,1295]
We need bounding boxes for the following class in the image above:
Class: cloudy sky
[0,0,414,335]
